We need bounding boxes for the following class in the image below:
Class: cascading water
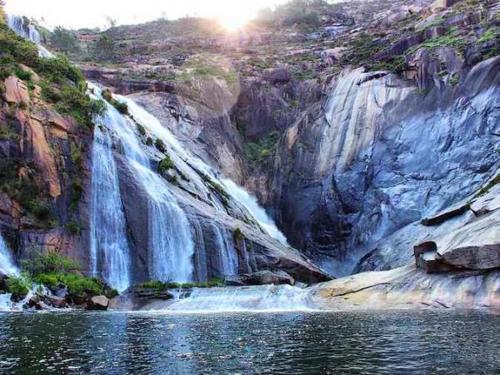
[92,90,194,283]
[7,14,52,57]
[212,224,238,277]
[6,17,311,311]
[159,285,316,313]
[220,178,288,245]
[89,115,131,292]
[0,234,18,276]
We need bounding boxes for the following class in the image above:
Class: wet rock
[87,295,110,310]
[226,270,295,286]
[43,295,68,309]
[132,287,174,300]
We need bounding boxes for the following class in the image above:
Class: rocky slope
[1,0,499,309]
[59,0,500,279]
[0,11,329,302]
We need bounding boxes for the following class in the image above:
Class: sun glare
[216,9,252,32]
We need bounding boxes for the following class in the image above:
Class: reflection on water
[0,310,498,374]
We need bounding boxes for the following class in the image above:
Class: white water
[163,285,316,313]
[7,14,52,58]
[90,116,131,292]
[92,88,195,283]
[0,234,18,276]
[220,178,289,245]
[118,97,288,245]
[212,224,238,277]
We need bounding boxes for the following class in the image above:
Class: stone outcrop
[87,295,110,310]
[312,265,500,310]
[226,270,295,286]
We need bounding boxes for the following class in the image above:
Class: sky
[5,0,291,30]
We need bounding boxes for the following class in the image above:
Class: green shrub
[137,123,146,136]
[244,131,280,163]
[65,221,81,235]
[7,274,31,300]
[34,272,104,298]
[155,138,167,153]
[21,251,80,276]
[14,66,32,81]
[110,99,128,114]
[158,155,175,174]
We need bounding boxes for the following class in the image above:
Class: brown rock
[43,295,68,309]
[226,270,295,286]
[87,295,110,310]
[4,76,30,105]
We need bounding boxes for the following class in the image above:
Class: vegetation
[474,174,500,198]
[155,138,167,153]
[244,131,280,163]
[21,251,112,299]
[158,155,175,174]
[92,34,115,62]
[50,27,81,54]
[6,274,31,301]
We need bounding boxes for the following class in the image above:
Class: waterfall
[220,178,288,245]
[0,234,18,276]
[92,89,194,283]
[118,96,288,245]
[7,14,52,57]
[162,285,316,313]
[89,117,131,292]
[212,224,238,277]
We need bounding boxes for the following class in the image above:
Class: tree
[51,27,81,54]
[93,34,115,62]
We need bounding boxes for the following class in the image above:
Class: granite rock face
[268,57,499,276]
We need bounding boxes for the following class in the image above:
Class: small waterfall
[0,234,18,276]
[212,224,238,277]
[90,118,131,292]
[7,14,52,57]
[0,294,13,311]
[220,178,288,245]
[163,285,316,313]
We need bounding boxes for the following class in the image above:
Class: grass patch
[244,131,280,163]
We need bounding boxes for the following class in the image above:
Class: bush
[111,99,128,114]
[155,138,167,153]
[244,131,280,163]
[34,272,104,298]
[7,274,31,301]
[158,155,175,174]
[21,250,80,276]
[65,221,81,235]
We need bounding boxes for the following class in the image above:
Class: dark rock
[43,295,68,309]
[263,68,291,85]
[226,270,295,286]
[421,203,470,226]
[132,287,174,300]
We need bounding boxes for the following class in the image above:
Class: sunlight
[215,7,252,32]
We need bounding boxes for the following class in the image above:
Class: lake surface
[0,310,498,374]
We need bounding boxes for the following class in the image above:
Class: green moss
[158,155,175,174]
[478,27,499,44]
[65,220,81,235]
[474,174,500,198]
[233,227,244,242]
[146,137,154,146]
[155,138,167,153]
[137,123,146,136]
[110,99,128,114]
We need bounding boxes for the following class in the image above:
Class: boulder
[263,68,291,85]
[471,185,500,216]
[414,242,454,273]
[4,76,30,105]
[43,295,68,309]
[87,295,110,311]
[226,270,295,286]
[436,211,500,270]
